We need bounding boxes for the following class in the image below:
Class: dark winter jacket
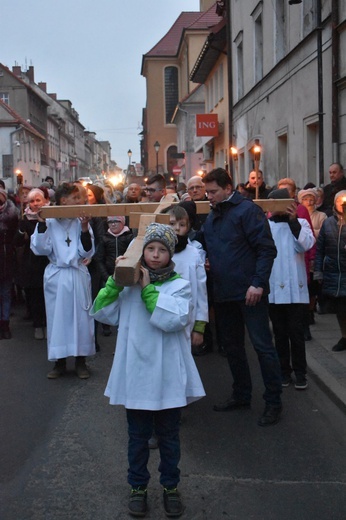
[314,212,346,298]
[0,200,19,282]
[320,177,346,216]
[196,190,277,302]
[13,217,49,288]
[94,229,134,283]
[243,182,272,200]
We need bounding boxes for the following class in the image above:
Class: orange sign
[196,114,219,137]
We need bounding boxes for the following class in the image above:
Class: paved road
[1,304,346,519]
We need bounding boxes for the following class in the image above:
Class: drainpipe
[316,0,324,186]
[331,0,339,163]
[225,0,233,177]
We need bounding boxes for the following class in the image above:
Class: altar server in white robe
[90,223,205,518]
[31,182,95,379]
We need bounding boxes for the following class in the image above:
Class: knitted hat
[107,216,125,225]
[178,200,197,228]
[268,188,291,199]
[297,188,317,203]
[143,223,177,258]
[87,183,104,203]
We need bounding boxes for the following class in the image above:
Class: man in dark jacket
[196,168,282,426]
[243,169,272,200]
[320,163,346,216]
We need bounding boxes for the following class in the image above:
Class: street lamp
[251,139,261,199]
[154,141,160,174]
[230,147,239,186]
[126,149,132,185]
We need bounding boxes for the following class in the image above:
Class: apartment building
[140,1,222,181]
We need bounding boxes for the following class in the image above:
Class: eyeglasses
[188,185,204,191]
[108,220,122,224]
[145,188,162,193]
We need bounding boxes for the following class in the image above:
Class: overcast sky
[1,0,200,169]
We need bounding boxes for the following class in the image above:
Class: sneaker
[34,327,45,340]
[163,487,183,517]
[75,359,90,379]
[128,486,147,517]
[281,375,292,387]
[47,361,66,379]
[295,375,308,390]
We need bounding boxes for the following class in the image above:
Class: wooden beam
[40,200,211,219]
[254,199,293,213]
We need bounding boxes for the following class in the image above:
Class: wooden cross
[40,197,291,285]
[41,196,210,286]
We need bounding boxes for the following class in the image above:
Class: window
[276,129,288,178]
[164,67,179,124]
[252,3,263,83]
[0,92,9,104]
[303,0,316,37]
[275,0,286,63]
[219,63,224,100]
[234,31,244,99]
[305,118,319,185]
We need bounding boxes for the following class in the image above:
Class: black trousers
[269,303,307,377]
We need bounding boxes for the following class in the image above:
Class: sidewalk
[305,312,346,412]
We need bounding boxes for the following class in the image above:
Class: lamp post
[15,169,23,217]
[252,139,261,199]
[230,147,239,186]
[154,141,160,174]
[126,149,132,185]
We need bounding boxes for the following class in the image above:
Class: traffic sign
[172,166,182,176]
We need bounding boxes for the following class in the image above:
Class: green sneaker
[128,486,147,517]
[163,487,183,517]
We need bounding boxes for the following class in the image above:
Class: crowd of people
[0,163,346,517]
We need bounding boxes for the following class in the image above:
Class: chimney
[49,93,57,100]
[38,82,47,92]
[26,66,34,82]
[12,65,22,77]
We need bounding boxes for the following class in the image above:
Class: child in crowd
[267,188,315,389]
[95,216,134,285]
[30,182,96,379]
[91,223,205,518]
[162,204,208,354]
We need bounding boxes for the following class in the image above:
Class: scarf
[107,225,130,238]
[24,206,40,220]
[174,234,188,253]
[141,257,176,283]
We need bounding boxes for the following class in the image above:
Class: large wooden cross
[40,197,291,286]
[41,196,210,285]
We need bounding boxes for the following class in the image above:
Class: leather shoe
[213,397,251,412]
[258,405,282,426]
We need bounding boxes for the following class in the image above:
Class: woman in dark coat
[0,188,19,339]
[314,190,346,351]
[14,188,50,339]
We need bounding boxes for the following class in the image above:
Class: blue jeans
[126,408,181,488]
[214,299,282,407]
[0,279,12,321]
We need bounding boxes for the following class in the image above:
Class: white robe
[90,277,205,410]
[172,243,208,332]
[268,218,315,304]
[31,218,95,361]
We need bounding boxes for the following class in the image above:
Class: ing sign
[196,114,219,137]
